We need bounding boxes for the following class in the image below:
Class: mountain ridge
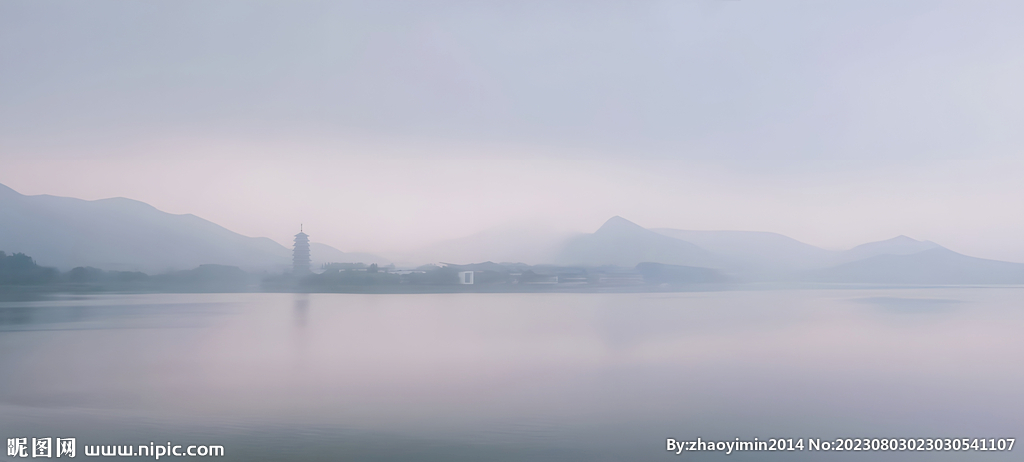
[3,182,1021,284]
[805,247,1024,284]
[0,183,384,273]
[556,216,718,268]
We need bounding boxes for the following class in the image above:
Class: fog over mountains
[0,183,385,273]
[557,216,717,268]
[423,215,1023,284]
[805,248,1024,285]
[1,183,1021,284]
[581,216,1021,283]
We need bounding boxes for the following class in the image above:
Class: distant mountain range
[0,183,387,273]
[557,216,717,268]
[572,216,1023,284]
[404,215,1022,284]
[2,183,1020,284]
[804,247,1024,284]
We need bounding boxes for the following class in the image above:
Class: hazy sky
[2,1,1023,262]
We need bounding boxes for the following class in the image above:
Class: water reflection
[0,305,32,326]
[0,289,1021,461]
[853,296,961,314]
[293,293,309,328]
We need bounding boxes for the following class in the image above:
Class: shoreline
[3,282,1022,300]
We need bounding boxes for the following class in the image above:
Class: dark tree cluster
[2,251,727,294]
[0,251,57,285]
[0,251,255,292]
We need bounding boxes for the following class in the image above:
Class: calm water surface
[1,289,1021,461]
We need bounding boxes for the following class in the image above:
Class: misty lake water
[1,289,1021,461]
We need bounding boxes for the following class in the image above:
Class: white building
[457,271,474,284]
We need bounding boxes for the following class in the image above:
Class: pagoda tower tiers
[293,225,311,275]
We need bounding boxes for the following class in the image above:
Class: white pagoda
[293,225,311,275]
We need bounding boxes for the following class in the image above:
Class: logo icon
[7,438,75,458]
